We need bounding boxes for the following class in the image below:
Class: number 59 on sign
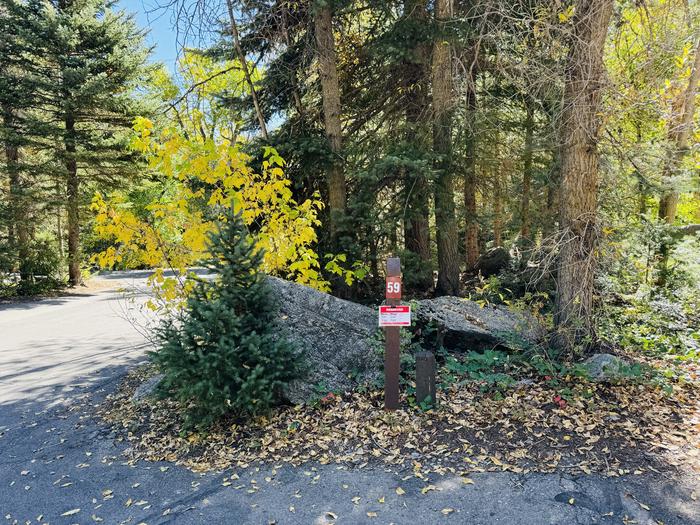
[385,276,401,298]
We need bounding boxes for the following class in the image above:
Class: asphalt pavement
[0,273,698,525]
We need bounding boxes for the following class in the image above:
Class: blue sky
[119,0,180,70]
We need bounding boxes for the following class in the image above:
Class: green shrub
[17,240,64,295]
[0,238,64,297]
[151,210,302,429]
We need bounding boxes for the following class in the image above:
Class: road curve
[0,272,153,407]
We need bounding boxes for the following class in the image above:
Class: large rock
[266,278,545,403]
[131,373,164,403]
[582,353,629,382]
[415,296,543,350]
[267,277,382,404]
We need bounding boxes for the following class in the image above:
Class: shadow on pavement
[0,344,151,407]
[0,295,87,312]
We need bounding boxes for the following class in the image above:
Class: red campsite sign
[385,276,402,299]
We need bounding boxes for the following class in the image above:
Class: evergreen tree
[151,210,302,429]
[46,0,151,285]
[0,0,51,288]
[554,0,614,351]
[1,0,151,290]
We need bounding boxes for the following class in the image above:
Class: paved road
[0,274,698,524]
[0,272,152,407]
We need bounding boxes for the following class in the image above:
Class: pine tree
[432,0,460,296]
[1,0,151,289]
[46,0,151,285]
[0,0,49,287]
[151,210,302,429]
[554,0,614,351]
[313,0,347,250]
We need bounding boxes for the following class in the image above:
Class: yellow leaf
[558,5,575,23]
[366,512,378,518]
[461,477,475,485]
[395,487,405,495]
[441,508,455,515]
[378,496,385,504]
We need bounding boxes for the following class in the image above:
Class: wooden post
[415,351,436,407]
[384,257,401,410]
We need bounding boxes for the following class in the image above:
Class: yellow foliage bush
[91,116,333,308]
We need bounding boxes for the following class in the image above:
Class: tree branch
[163,65,240,114]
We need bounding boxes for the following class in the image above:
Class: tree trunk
[55,180,63,259]
[544,145,561,236]
[432,0,460,296]
[65,112,81,286]
[2,104,30,281]
[656,37,700,285]
[493,159,503,247]
[225,0,269,140]
[658,36,700,224]
[520,98,534,241]
[403,0,433,292]
[554,0,614,352]
[313,2,347,245]
[491,122,503,247]
[464,84,479,269]
[493,172,503,246]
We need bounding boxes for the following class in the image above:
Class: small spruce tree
[151,210,301,429]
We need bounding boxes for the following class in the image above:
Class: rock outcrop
[415,296,543,351]
[266,278,544,403]
[267,277,382,404]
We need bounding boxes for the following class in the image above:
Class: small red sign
[385,276,402,299]
[379,305,411,327]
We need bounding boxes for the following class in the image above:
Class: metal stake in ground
[384,257,401,410]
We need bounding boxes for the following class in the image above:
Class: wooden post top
[386,257,401,277]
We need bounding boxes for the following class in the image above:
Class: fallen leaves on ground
[98,364,700,479]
